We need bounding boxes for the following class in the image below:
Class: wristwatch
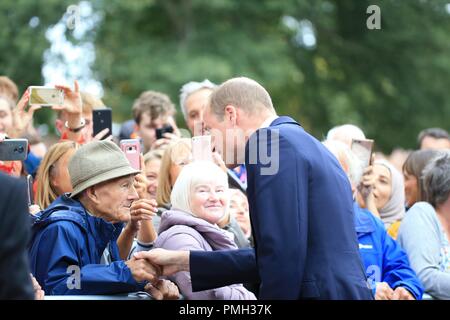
[65,118,86,133]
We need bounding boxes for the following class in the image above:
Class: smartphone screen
[351,139,374,168]
[93,108,112,139]
[192,135,213,162]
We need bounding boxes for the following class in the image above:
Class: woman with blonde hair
[143,148,164,200]
[156,138,192,208]
[35,141,79,210]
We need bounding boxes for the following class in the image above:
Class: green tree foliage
[287,0,450,151]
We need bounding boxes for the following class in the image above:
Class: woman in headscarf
[357,159,406,239]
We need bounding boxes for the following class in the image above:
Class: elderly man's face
[185,89,212,134]
[91,175,139,223]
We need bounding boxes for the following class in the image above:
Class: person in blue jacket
[354,202,423,299]
[28,140,179,298]
[323,140,424,300]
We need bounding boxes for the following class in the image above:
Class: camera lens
[14,146,24,153]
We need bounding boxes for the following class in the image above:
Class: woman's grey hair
[170,161,229,217]
[179,79,217,120]
[422,151,450,208]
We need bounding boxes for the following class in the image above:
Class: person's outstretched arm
[133,248,259,292]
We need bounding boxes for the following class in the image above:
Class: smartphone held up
[156,125,174,140]
[191,135,213,162]
[93,108,112,139]
[120,139,141,171]
[351,138,374,168]
[28,86,64,106]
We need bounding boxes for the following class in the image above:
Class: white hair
[170,161,229,217]
[322,139,364,186]
[179,79,217,120]
[326,124,366,147]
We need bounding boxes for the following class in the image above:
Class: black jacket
[0,172,34,299]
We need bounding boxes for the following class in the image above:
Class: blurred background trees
[1,0,450,152]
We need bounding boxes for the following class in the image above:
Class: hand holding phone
[156,125,174,140]
[192,135,213,162]
[120,139,141,170]
[93,108,112,139]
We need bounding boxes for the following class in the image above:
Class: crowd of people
[0,74,449,300]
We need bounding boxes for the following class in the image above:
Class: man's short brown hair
[0,76,19,102]
[132,90,176,125]
[208,77,274,121]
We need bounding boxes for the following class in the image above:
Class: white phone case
[28,86,64,106]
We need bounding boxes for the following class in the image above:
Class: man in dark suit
[0,172,34,299]
[135,77,373,299]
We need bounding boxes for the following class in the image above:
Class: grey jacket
[398,202,450,300]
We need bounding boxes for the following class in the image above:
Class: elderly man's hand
[375,282,394,300]
[125,255,161,284]
[392,287,415,300]
[134,172,149,200]
[144,279,180,300]
[130,198,158,221]
[133,249,190,276]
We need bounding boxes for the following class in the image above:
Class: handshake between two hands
[125,249,189,300]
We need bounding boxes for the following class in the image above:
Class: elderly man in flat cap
[28,140,178,299]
